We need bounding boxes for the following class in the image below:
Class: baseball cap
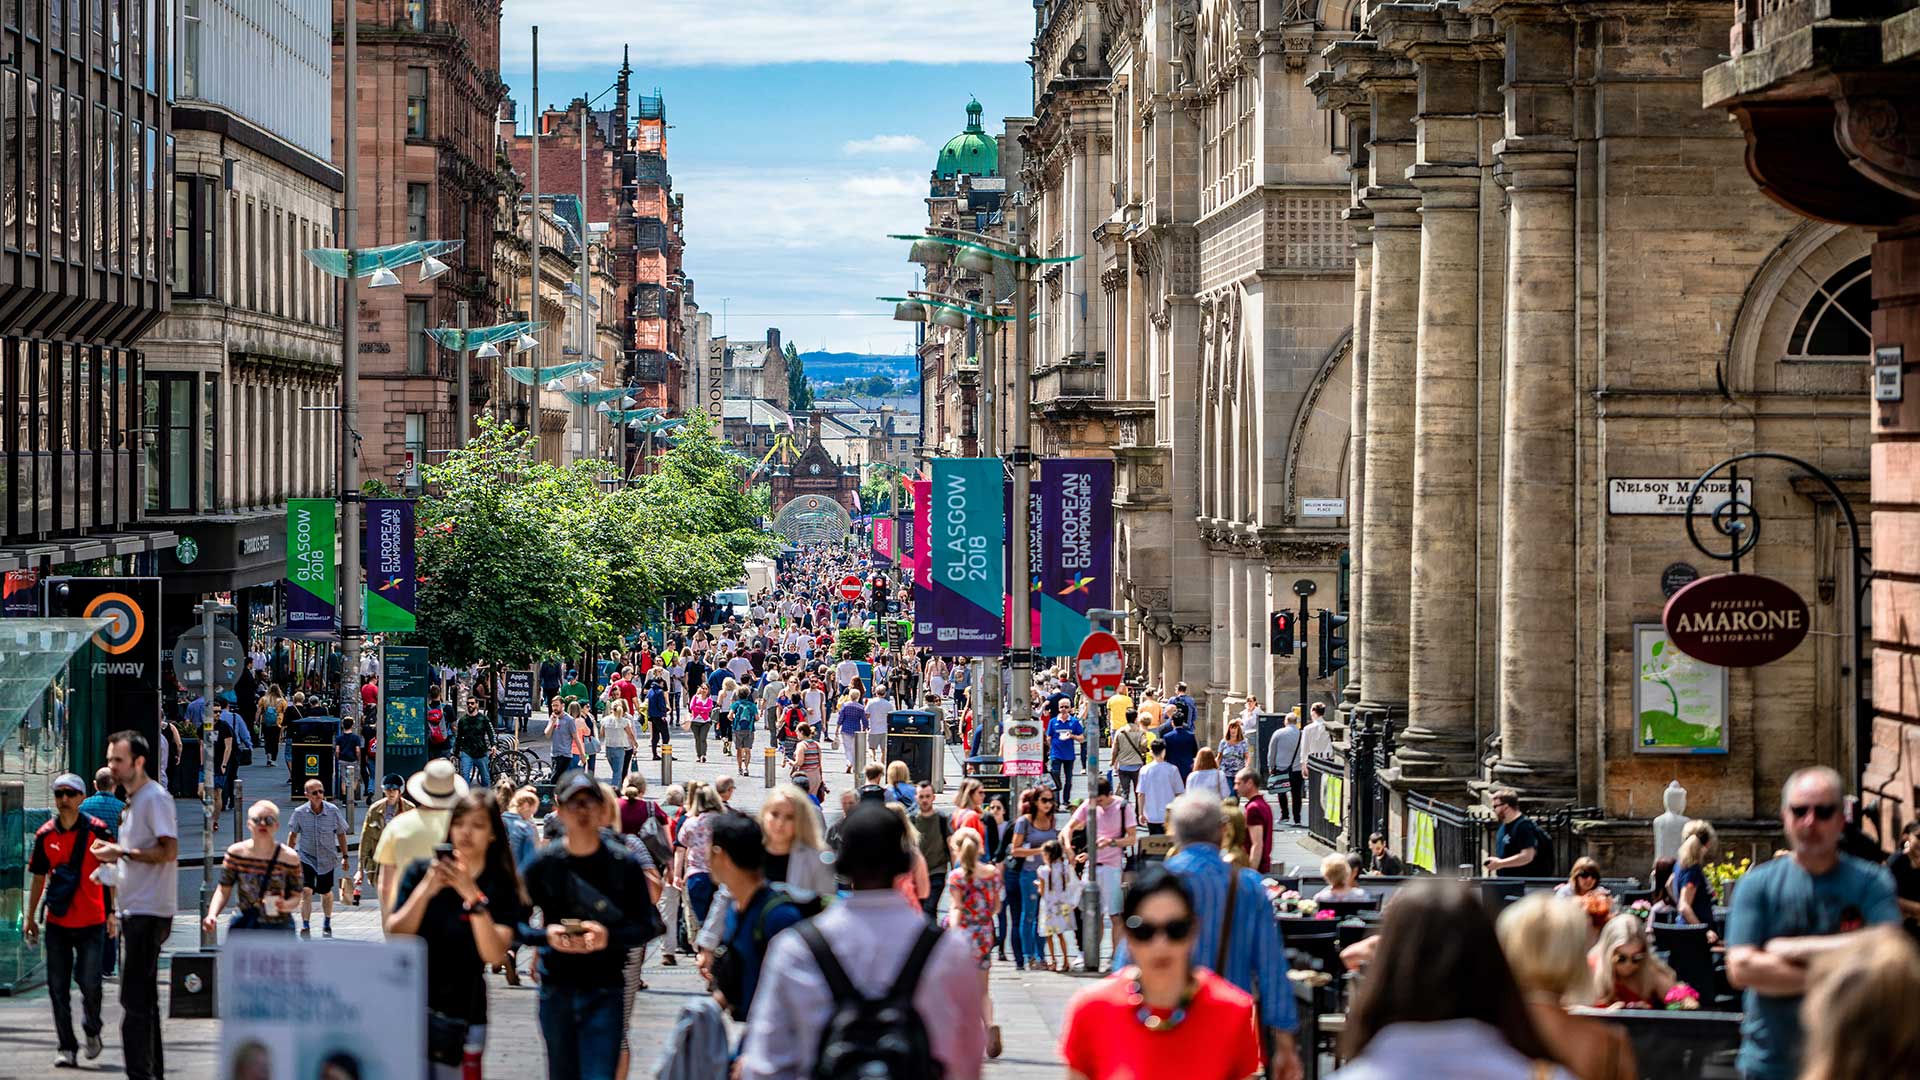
[382,773,405,790]
[554,769,605,805]
[51,772,87,794]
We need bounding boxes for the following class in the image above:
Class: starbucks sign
[1661,572,1810,668]
[175,537,200,565]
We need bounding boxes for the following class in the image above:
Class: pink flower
[1313,909,1337,921]
[1663,983,1700,1011]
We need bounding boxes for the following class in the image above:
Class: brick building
[331,0,505,482]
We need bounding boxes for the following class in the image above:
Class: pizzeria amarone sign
[1661,572,1810,667]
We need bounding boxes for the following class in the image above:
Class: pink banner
[873,516,895,562]
[911,481,932,589]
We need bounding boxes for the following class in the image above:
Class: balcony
[636,218,669,252]
[634,153,669,188]
[629,351,668,384]
[1031,355,1107,411]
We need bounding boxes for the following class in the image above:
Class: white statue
[1653,781,1689,864]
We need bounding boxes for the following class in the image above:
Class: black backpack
[800,920,944,1080]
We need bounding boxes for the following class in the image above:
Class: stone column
[1227,553,1250,707]
[1247,557,1269,711]
[1340,215,1372,741]
[1387,21,1496,792]
[1208,550,1233,735]
[1491,12,1579,797]
[1356,76,1422,736]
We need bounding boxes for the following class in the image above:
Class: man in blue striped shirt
[1114,791,1301,1080]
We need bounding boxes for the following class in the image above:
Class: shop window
[144,373,197,512]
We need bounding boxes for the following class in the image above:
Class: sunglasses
[1789,803,1840,822]
[250,817,279,828]
[1577,871,1598,880]
[54,789,81,799]
[1614,950,1646,966]
[1124,916,1194,943]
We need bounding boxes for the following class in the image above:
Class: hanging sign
[363,499,416,633]
[911,479,934,647]
[1040,459,1113,657]
[1000,716,1044,777]
[1661,572,1810,668]
[929,458,1005,656]
[285,499,337,632]
[873,517,895,563]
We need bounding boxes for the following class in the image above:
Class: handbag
[229,850,289,931]
[427,1009,470,1066]
[41,821,95,919]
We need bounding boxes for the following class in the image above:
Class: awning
[0,618,112,729]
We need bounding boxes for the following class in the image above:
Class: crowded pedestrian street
[6,2,1920,1079]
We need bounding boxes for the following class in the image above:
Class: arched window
[1787,256,1873,361]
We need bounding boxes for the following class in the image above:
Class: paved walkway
[4,721,1329,1079]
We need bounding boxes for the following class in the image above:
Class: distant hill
[796,351,918,385]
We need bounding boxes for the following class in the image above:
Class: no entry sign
[1075,630,1125,703]
[839,574,864,601]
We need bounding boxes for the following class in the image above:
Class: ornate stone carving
[1136,586,1172,612]
[1100,266,1127,293]
[1834,88,1920,201]
[1260,539,1347,564]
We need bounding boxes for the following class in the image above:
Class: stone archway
[771,495,853,546]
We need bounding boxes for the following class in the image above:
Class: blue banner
[929,458,1004,656]
[1040,458,1115,656]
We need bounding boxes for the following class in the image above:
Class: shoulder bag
[41,821,95,919]
[229,850,291,931]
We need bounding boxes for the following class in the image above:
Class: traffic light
[1269,611,1294,656]
[1318,611,1349,679]
[869,575,891,615]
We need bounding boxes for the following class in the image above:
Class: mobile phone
[434,844,455,861]
[560,919,584,935]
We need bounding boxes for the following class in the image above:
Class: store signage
[928,458,1005,656]
[1661,573,1809,668]
[285,498,337,631]
[175,537,201,565]
[363,499,416,633]
[239,534,272,557]
[1000,716,1044,776]
[1607,478,1752,515]
[500,670,536,720]
[1660,562,1700,599]
[1300,498,1346,518]
[1040,459,1113,657]
[219,936,425,1080]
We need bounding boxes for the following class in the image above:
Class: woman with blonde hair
[1798,926,1920,1080]
[1495,893,1638,1080]
[1314,851,1370,902]
[1588,913,1675,1008]
[885,760,917,805]
[1670,819,1718,933]
[945,829,1006,1058]
[1221,802,1254,870]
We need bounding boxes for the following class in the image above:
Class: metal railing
[1404,790,1480,875]
[1304,753,1343,849]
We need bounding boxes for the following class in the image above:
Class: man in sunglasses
[1726,765,1899,1080]
[1482,789,1554,878]
[26,774,114,1069]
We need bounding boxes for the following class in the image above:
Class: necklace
[1125,969,1197,1032]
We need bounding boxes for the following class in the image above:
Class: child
[1037,839,1081,973]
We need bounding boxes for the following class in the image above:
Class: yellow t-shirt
[373,808,450,870]
[1106,694,1134,729]
[1136,700,1164,731]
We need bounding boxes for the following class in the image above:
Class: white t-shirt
[868,696,894,729]
[835,659,859,687]
[117,779,180,917]
[1137,761,1186,825]
[729,656,752,679]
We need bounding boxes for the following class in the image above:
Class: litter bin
[288,716,340,797]
[885,709,940,784]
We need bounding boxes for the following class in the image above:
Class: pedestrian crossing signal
[1269,611,1294,656]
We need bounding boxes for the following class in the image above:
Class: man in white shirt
[1136,741,1186,835]
[93,730,178,1080]
[1301,702,1334,759]
[835,655,860,689]
[866,691,894,765]
[728,653,753,680]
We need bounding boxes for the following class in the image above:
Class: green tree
[786,342,813,411]
[834,625,875,661]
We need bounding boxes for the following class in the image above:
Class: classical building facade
[145,0,343,634]
[1059,0,1357,733]
[332,0,505,481]
[1706,0,1920,847]
[1302,0,1871,864]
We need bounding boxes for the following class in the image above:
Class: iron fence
[1304,753,1343,849]
[1404,791,1481,875]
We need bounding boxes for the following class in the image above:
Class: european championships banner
[912,479,934,647]
[285,498,336,632]
[929,458,1004,656]
[363,499,416,632]
[1039,458,1115,657]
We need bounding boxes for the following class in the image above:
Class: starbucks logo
[176,537,200,565]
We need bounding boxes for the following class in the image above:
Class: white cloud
[843,134,929,156]
[505,1,1033,69]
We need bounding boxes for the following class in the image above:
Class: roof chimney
[767,327,781,353]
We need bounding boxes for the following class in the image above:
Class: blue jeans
[1015,865,1042,966]
[460,751,491,788]
[536,983,623,1080]
[1049,756,1075,802]
[685,872,715,925]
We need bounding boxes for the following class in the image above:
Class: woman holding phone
[386,791,527,1079]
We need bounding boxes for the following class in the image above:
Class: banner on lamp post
[364,499,417,632]
[873,516,895,563]
[929,458,1004,656]
[1040,459,1114,657]
[912,479,934,646]
[1003,483,1043,649]
[285,498,337,632]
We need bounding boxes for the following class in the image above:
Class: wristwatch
[463,897,489,915]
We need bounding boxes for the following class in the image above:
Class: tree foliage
[785,342,813,411]
[408,414,779,668]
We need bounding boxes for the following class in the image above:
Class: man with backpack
[25,774,113,1069]
[704,813,806,1021]
[739,801,985,1080]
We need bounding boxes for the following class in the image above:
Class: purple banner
[1039,458,1114,657]
[364,499,417,632]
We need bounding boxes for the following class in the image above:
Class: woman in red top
[1060,868,1263,1080]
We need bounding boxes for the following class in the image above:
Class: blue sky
[500,2,1034,358]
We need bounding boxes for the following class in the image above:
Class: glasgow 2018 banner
[929,459,1004,656]
[911,479,934,647]
[1040,458,1114,657]
[364,499,417,632]
[285,498,336,632]
[873,516,895,563]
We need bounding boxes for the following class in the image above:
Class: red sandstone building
[331,0,505,484]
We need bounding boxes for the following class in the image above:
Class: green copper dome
[934,98,998,180]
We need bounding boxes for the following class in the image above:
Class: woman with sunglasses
[1554,857,1610,900]
[1008,785,1063,971]
[1060,868,1261,1080]
[203,800,302,934]
[1587,914,1674,1009]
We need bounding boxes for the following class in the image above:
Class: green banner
[286,498,337,632]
